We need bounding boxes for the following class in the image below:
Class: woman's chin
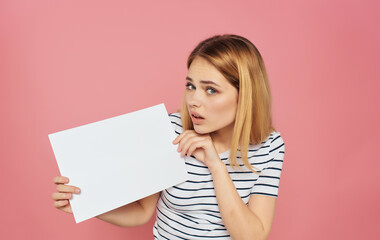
[193,126,210,135]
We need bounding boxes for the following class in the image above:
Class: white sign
[48,103,188,223]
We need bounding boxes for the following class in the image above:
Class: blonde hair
[179,34,275,173]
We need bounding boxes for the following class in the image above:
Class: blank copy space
[48,103,188,223]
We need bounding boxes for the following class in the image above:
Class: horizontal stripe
[158,198,200,225]
[186,179,214,184]
[166,189,250,203]
[158,207,220,232]
[224,158,275,167]
[185,178,259,184]
[258,175,280,180]
[185,162,208,169]
[154,112,284,239]
[165,189,217,200]
[228,170,257,174]
[250,192,278,197]
[157,208,227,234]
[187,169,261,176]
[172,185,251,192]
[220,154,274,162]
[245,153,269,158]
[175,213,199,224]
[232,178,258,182]
[158,213,227,234]
[188,171,211,176]
[180,212,225,228]
[269,143,285,153]
[163,193,220,209]
[253,183,279,188]
[262,167,282,171]
[235,144,269,152]
[168,113,182,120]
[171,121,183,128]
[271,135,281,143]
[157,215,230,238]
[173,186,215,191]
[174,130,182,135]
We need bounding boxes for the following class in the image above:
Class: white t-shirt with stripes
[153,112,285,239]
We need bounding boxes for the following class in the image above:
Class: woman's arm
[96,192,160,227]
[173,131,278,239]
[209,162,276,240]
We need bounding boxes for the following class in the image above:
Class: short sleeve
[168,112,184,135]
[251,134,285,198]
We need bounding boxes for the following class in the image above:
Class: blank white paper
[48,103,188,223]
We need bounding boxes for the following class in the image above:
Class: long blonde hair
[180,34,275,173]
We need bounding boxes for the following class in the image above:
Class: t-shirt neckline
[218,149,230,159]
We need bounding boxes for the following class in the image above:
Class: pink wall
[1,0,379,239]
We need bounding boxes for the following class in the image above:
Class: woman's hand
[52,176,81,214]
[172,130,223,172]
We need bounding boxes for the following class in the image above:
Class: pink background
[1,0,379,239]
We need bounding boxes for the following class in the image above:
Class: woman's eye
[185,83,217,95]
[185,83,195,90]
[207,88,217,95]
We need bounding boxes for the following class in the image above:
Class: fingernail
[75,188,81,193]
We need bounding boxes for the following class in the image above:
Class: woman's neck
[210,124,234,154]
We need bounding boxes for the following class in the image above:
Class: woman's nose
[187,90,202,108]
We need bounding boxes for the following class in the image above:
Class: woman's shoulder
[168,112,184,134]
[168,112,182,120]
[262,131,285,158]
[247,131,285,158]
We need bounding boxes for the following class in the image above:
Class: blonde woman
[52,34,285,239]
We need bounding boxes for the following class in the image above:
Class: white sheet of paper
[48,103,188,223]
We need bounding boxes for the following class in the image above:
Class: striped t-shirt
[153,112,285,239]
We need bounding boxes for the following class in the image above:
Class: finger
[187,140,204,157]
[53,176,69,184]
[172,131,187,144]
[52,192,73,201]
[187,140,205,157]
[177,132,199,152]
[179,136,195,156]
[177,133,191,153]
[180,135,202,157]
[57,204,73,214]
[54,200,70,208]
[173,131,188,145]
[56,184,81,194]
[173,130,194,145]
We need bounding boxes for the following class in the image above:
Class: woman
[52,34,285,239]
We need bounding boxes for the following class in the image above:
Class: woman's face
[185,57,238,135]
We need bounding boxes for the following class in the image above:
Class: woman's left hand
[172,130,223,171]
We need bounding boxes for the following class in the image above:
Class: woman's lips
[189,110,205,124]
[191,114,205,124]
[190,110,204,119]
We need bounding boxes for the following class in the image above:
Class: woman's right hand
[52,176,81,214]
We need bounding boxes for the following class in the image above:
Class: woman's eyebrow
[185,76,221,87]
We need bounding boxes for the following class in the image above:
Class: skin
[52,176,79,214]
[184,56,239,154]
[52,56,277,239]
